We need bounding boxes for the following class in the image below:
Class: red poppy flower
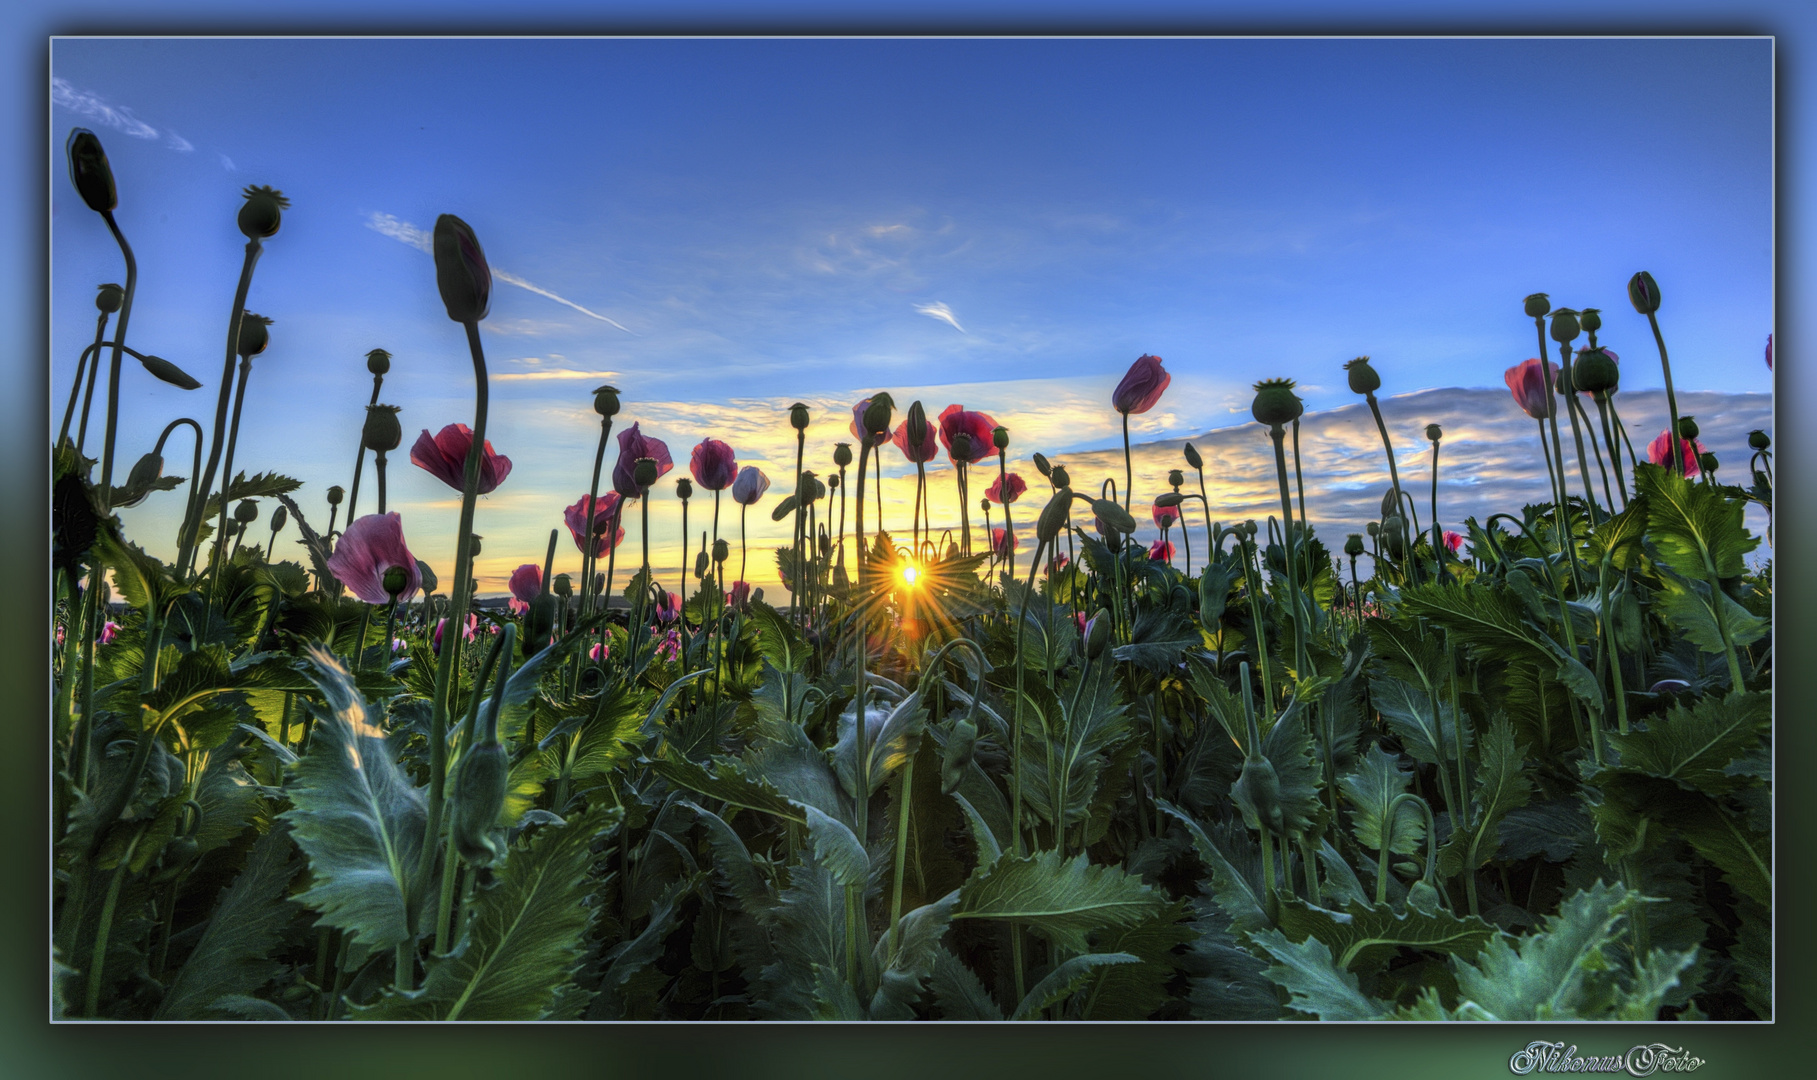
[1113,354,1170,415]
[690,439,738,491]
[985,472,1026,504]
[564,493,626,557]
[1148,538,1175,562]
[1647,430,1706,478]
[508,563,541,615]
[938,404,999,465]
[410,423,512,494]
[612,422,673,497]
[326,512,423,604]
[1503,359,1559,420]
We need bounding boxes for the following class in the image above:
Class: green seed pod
[1167,468,1185,488]
[236,313,272,358]
[1344,356,1381,396]
[713,538,729,564]
[789,401,811,431]
[980,498,992,514]
[362,404,402,452]
[633,457,659,488]
[862,393,894,436]
[1183,442,1203,469]
[1251,378,1303,426]
[826,473,840,492]
[1749,429,1770,450]
[1366,520,1379,538]
[1032,452,1052,478]
[552,572,572,598]
[1677,415,1700,440]
[1083,608,1111,660]
[593,384,621,418]
[366,348,391,376]
[833,442,853,468]
[270,504,288,532]
[452,741,509,867]
[234,499,260,524]
[417,559,438,594]
[1425,423,1442,442]
[1344,533,1365,557]
[1049,464,1070,488]
[469,534,483,557]
[951,431,973,462]
[1036,487,1073,543]
[382,565,409,599]
[1548,308,1580,345]
[236,184,290,240]
[1579,307,1601,334]
[992,425,1010,450]
[1573,348,1620,394]
[327,486,345,507]
[676,477,693,501]
[1523,292,1551,319]
[1091,498,1137,535]
[1627,271,1661,315]
[66,129,117,213]
[1698,452,1718,475]
[96,283,124,313]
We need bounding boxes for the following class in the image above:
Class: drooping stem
[60,313,109,449]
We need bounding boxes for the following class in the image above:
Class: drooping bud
[1232,751,1285,837]
[138,354,202,390]
[1091,498,1136,535]
[417,559,438,594]
[1749,430,1770,450]
[789,402,811,431]
[833,442,853,468]
[1251,378,1303,427]
[1032,452,1052,478]
[527,593,557,650]
[115,451,163,508]
[1345,356,1381,396]
[366,348,391,376]
[236,313,272,358]
[1677,415,1700,440]
[1548,308,1581,345]
[270,504,288,533]
[1154,492,1185,508]
[382,565,409,599]
[96,283,125,313]
[66,129,117,213]
[1036,487,1072,543]
[1183,442,1203,470]
[236,184,290,240]
[1523,293,1551,319]
[1380,489,1401,519]
[234,499,260,524]
[593,384,621,418]
[1627,272,1661,315]
[1425,423,1442,442]
[694,549,711,578]
[362,404,402,452]
[1344,534,1366,557]
[452,741,509,866]
[327,485,345,506]
[1083,608,1111,660]
[992,425,1010,451]
[433,213,492,323]
[633,457,659,488]
[676,477,693,501]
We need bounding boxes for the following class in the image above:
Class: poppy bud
[1091,498,1136,535]
[553,572,572,598]
[417,559,438,594]
[634,458,659,488]
[452,741,509,866]
[1749,429,1770,450]
[1344,533,1366,557]
[527,592,557,649]
[1037,487,1072,543]
[66,129,116,213]
[469,534,483,557]
[819,531,832,558]
[789,402,811,431]
[862,393,894,436]
[270,504,288,532]
[676,477,693,501]
[1627,271,1661,315]
[593,384,621,418]
[233,500,259,525]
[362,404,402,452]
[327,485,345,506]
[433,213,492,323]
[806,474,827,502]
[116,451,162,507]
[1380,489,1401,519]
[96,283,124,313]
[1183,442,1203,470]
[594,573,605,594]
[1579,307,1601,334]
[236,184,290,240]
[1154,492,1185,508]
[1573,348,1620,394]
[1677,416,1700,440]
[906,400,929,446]
[714,539,729,564]
[1698,452,1718,475]
[1232,752,1285,836]
[366,348,391,376]
[1425,423,1442,442]
[694,549,711,578]
[993,425,1010,450]
[1380,515,1407,558]
[1251,378,1303,427]
[940,714,978,797]
[382,565,409,599]
[1032,452,1052,478]
[833,442,853,468]
[1049,464,1070,488]
[770,495,799,522]
[236,314,272,358]
[1523,293,1551,319]
[139,354,202,389]
[1366,521,1379,538]
[1083,608,1111,660]
[1548,308,1580,345]
[1345,356,1381,396]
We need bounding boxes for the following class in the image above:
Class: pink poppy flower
[589,642,609,662]
[392,637,406,654]
[1148,539,1175,562]
[991,527,1018,557]
[690,439,738,491]
[938,404,999,465]
[1503,359,1559,420]
[433,613,479,653]
[98,620,119,645]
[508,564,541,615]
[1442,530,1464,554]
[728,580,752,608]
[1151,501,1181,528]
[326,513,423,605]
[732,466,770,506]
[410,423,512,494]
[1647,429,1706,478]
[655,628,682,663]
[655,590,681,625]
[564,493,626,557]
[55,625,65,647]
[1113,354,1170,415]
[611,421,674,497]
[892,416,940,463]
[985,472,1026,504]
[1052,553,1070,574]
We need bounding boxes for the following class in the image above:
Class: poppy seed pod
[1050,464,1070,488]
[327,485,345,506]
[713,538,729,563]
[452,740,509,866]
[417,559,438,593]
[593,384,621,418]
[382,565,409,599]
[980,497,992,514]
[862,393,894,436]
[1573,348,1620,394]
[1183,442,1203,470]
[96,283,125,313]
[833,442,853,468]
[234,500,260,524]
[236,314,272,358]
[1699,452,1718,475]
[553,572,572,598]
[634,458,659,489]
[1083,608,1111,660]
[1366,521,1380,538]
[1091,498,1137,535]
[993,425,1010,450]
[1549,308,1581,345]
[1251,378,1303,427]
[139,354,202,390]
[789,402,811,431]
[1036,487,1072,543]
[433,214,492,323]
[66,129,117,213]
[1677,416,1700,440]
[270,504,288,532]
[1344,533,1366,557]
[826,473,840,491]
[1167,468,1185,488]
[951,431,973,462]
[1425,423,1442,442]
[1579,307,1602,334]
[366,348,391,376]
[1523,293,1551,319]
[362,405,402,452]
[1749,430,1770,450]
[1345,356,1381,396]
[236,184,290,240]
[1032,452,1052,477]
[1627,272,1661,315]
[676,477,693,501]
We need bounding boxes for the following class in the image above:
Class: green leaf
[1592,772,1770,907]
[1449,881,1636,1020]
[1111,606,1199,677]
[1497,801,1590,863]
[1441,714,1531,878]
[647,751,807,824]
[1158,800,1268,934]
[744,600,804,672]
[1339,746,1422,856]
[590,883,686,1020]
[279,645,428,952]
[1010,952,1140,1020]
[1369,675,1468,767]
[1607,690,1769,796]
[1249,928,1390,1020]
[1275,897,1497,974]
[953,849,1166,953]
[803,804,869,889]
[355,809,610,1020]
[1652,569,1770,656]
[869,890,962,1020]
[93,531,179,613]
[153,825,300,1019]
[200,470,303,523]
[928,947,1003,1020]
[1076,899,1197,1020]
[1634,462,1759,580]
[752,855,849,1019]
[685,801,775,915]
[834,691,927,800]
[1397,582,1600,706]
[1582,495,1650,572]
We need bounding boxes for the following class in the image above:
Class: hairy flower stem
[995,450,1015,581]
[1568,390,1615,512]
[958,461,973,557]
[1605,396,1642,481]
[59,312,109,449]
[1291,418,1308,534]
[1269,428,1309,680]
[84,829,142,1016]
[1591,396,1629,506]
[854,442,871,582]
[578,417,614,622]
[1120,412,1134,511]
[1556,343,1604,525]
[183,238,262,578]
[1236,533,1276,711]
[96,212,137,503]
[204,356,257,603]
[434,627,510,954]
[1536,417,1565,519]
[344,371,384,522]
[1643,310,1686,476]
[791,426,806,619]
[1532,318,1584,587]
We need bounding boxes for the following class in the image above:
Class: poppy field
[51,126,1773,1022]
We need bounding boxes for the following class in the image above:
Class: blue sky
[48,37,1773,590]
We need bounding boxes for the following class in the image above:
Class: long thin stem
[1269,430,1308,680]
[888,755,916,955]
[374,450,389,515]
[96,211,137,502]
[1645,310,1686,476]
[1556,342,1603,524]
[205,357,256,598]
[183,239,262,577]
[344,374,383,522]
[60,313,108,448]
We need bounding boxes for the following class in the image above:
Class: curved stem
[60,313,109,448]
[1645,310,1685,476]
[96,212,138,503]
[183,239,262,577]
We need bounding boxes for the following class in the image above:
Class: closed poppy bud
[789,402,811,431]
[1380,489,1401,519]
[1037,487,1072,543]
[1049,464,1070,488]
[676,477,693,501]
[139,354,202,390]
[940,713,978,797]
[270,504,288,532]
[1523,292,1551,319]
[906,400,929,446]
[66,129,116,213]
[819,531,832,558]
[863,393,894,436]
[362,404,402,452]
[528,592,557,649]
[116,451,162,507]
[1749,429,1770,450]
[833,442,853,468]
[1677,416,1700,440]
[433,213,492,323]
[96,283,124,313]
[234,499,260,524]
[1251,378,1303,427]
[327,485,345,506]
[1344,533,1366,557]
[1032,452,1052,477]
[634,458,659,489]
[1183,442,1202,470]
[1573,348,1620,394]
[713,538,729,563]
[770,494,798,522]
[1091,498,1136,535]
[1627,271,1660,315]
[366,348,391,376]
[1083,608,1111,660]
[1232,752,1285,836]
[694,549,710,578]
[1549,308,1580,345]
[1425,423,1442,442]
[1345,356,1381,396]
[236,314,272,358]
[1367,520,1380,538]
[236,184,290,240]
[553,572,572,598]
[1154,492,1185,508]
[417,559,437,593]
[469,534,483,557]
[593,384,621,418]
[993,425,1010,450]
[1579,307,1601,334]
[382,565,409,599]
[1112,354,1171,415]
[452,741,509,866]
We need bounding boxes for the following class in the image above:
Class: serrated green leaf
[1607,690,1769,796]
[1652,569,1770,657]
[928,947,1002,1020]
[1449,881,1636,1020]
[648,751,807,824]
[1497,800,1590,863]
[1339,746,1422,856]
[1010,952,1140,1020]
[1159,800,1268,933]
[1276,897,1497,974]
[1440,714,1531,878]
[869,890,962,1020]
[1249,927,1390,1020]
[153,825,299,1019]
[803,804,869,889]
[1634,463,1759,580]
[1369,675,1468,767]
[1076,899,1197,1020]
[953,849,1166,953]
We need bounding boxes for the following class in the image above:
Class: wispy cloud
[914,301,966,334]
[217,152,236,171]
[52,77,160,141]
[364,211,636,334]
[493,369,622,382]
